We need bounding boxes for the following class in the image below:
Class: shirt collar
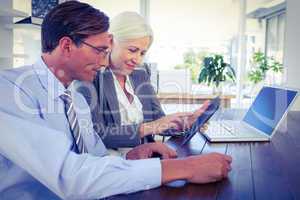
[124,78,134,96]
[33,56,68,100]
[110,69,134,95]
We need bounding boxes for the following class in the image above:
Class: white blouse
[111,71,144,125]
[108,71,144,157]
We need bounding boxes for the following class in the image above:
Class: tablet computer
[181,97,220,145]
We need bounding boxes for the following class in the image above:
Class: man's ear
[58,36,75,56]
[109,34,113,48]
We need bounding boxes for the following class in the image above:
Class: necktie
[60,90,87,153]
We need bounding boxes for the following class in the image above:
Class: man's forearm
[161,159,190,184]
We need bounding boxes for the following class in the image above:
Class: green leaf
[198,54,235,86]
[248,51,283,84]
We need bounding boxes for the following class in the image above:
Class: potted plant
[247,51,283,96]
[198,54,236,94]
[174,49,207,84]
[248,51,283,84]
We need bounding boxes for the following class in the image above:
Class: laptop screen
[243,87,298,136]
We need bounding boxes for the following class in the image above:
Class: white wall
[284,0,300,110]
[158,69,191,94]
[0,0,13,69]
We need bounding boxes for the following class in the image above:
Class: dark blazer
[77,67,165,148]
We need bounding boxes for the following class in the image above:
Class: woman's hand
[126,142,177,160]
[138,101,211,137]
[182,100,211,130]
[199,122,209,133]
[139,112,192,137]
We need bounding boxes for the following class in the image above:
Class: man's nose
[97,54,109,68]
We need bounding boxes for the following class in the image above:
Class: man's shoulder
[0,65,42,120]
[0,65,33,73]
[0,64,42,101]
[0,65,34,83]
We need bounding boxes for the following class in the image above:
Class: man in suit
[0,1,232,199]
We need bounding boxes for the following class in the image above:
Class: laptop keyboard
[205,120,262,138]
[205,121,236,138]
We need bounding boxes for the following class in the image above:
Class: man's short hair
[41,1,109,53]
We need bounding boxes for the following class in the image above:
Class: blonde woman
[79,12,208,152]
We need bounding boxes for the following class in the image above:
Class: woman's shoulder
[131,65,150,81]
[132,67,148,76]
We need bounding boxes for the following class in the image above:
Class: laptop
[203,86,299,142]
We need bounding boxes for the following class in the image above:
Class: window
[149,0,239,71]
[13,0,45,68]
[265,12,286,63]
[80,0,139,17]
[147,0,240,97]
[242,1,286,101]
[265,11,286,85]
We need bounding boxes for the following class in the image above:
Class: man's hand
[126,142,177,160]
[184,153,232,183]
[161,152,232,184]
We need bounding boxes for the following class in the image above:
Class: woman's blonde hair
[109,11,153,45]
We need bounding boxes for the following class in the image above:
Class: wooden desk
[110,109,300,200]
[157,93,235,108]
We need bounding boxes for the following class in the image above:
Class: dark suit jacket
[77,67,165,148]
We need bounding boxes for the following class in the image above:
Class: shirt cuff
[128,158,162,190]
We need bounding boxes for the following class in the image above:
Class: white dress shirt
[0,57,161,199]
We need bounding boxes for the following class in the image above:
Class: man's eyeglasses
[80,40,110,57]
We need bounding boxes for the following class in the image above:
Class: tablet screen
[181,97,220,145]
